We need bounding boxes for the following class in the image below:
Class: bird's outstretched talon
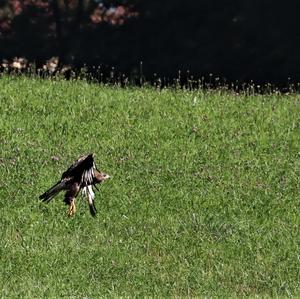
[68,201,76,216]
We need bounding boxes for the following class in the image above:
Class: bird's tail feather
[39,180,65,202]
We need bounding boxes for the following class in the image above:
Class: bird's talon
[68,202,76,216]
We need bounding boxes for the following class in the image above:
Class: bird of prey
[39,154,110,217]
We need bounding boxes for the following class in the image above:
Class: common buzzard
[39,154,110,217]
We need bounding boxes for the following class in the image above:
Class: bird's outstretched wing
[62,153,96,188]
[62,154,94,178]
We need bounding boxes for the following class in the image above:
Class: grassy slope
[0,76,299,297]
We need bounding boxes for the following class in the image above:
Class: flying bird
[39,154,110,217]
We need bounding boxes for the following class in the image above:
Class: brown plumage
[39,154,110,217]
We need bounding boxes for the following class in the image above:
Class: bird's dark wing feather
[61,154,94,181]
[89,202,97,217]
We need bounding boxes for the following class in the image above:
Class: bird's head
[94,170,110,184]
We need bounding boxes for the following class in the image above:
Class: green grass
[0,75,300,297]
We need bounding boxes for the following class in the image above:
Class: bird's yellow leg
[68,200,76,217]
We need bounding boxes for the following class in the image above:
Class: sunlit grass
[0,75,299,297]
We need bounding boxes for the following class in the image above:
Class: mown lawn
[0,75,299,297]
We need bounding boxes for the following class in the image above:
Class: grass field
[0,75,299,297]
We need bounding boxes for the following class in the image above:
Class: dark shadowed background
[0,0,299,86]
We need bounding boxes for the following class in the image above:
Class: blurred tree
[0,0,137,64]
[0,0,299,85]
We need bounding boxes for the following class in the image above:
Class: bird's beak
[104,174,111,180]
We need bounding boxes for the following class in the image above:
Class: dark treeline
[0,0,299,86]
